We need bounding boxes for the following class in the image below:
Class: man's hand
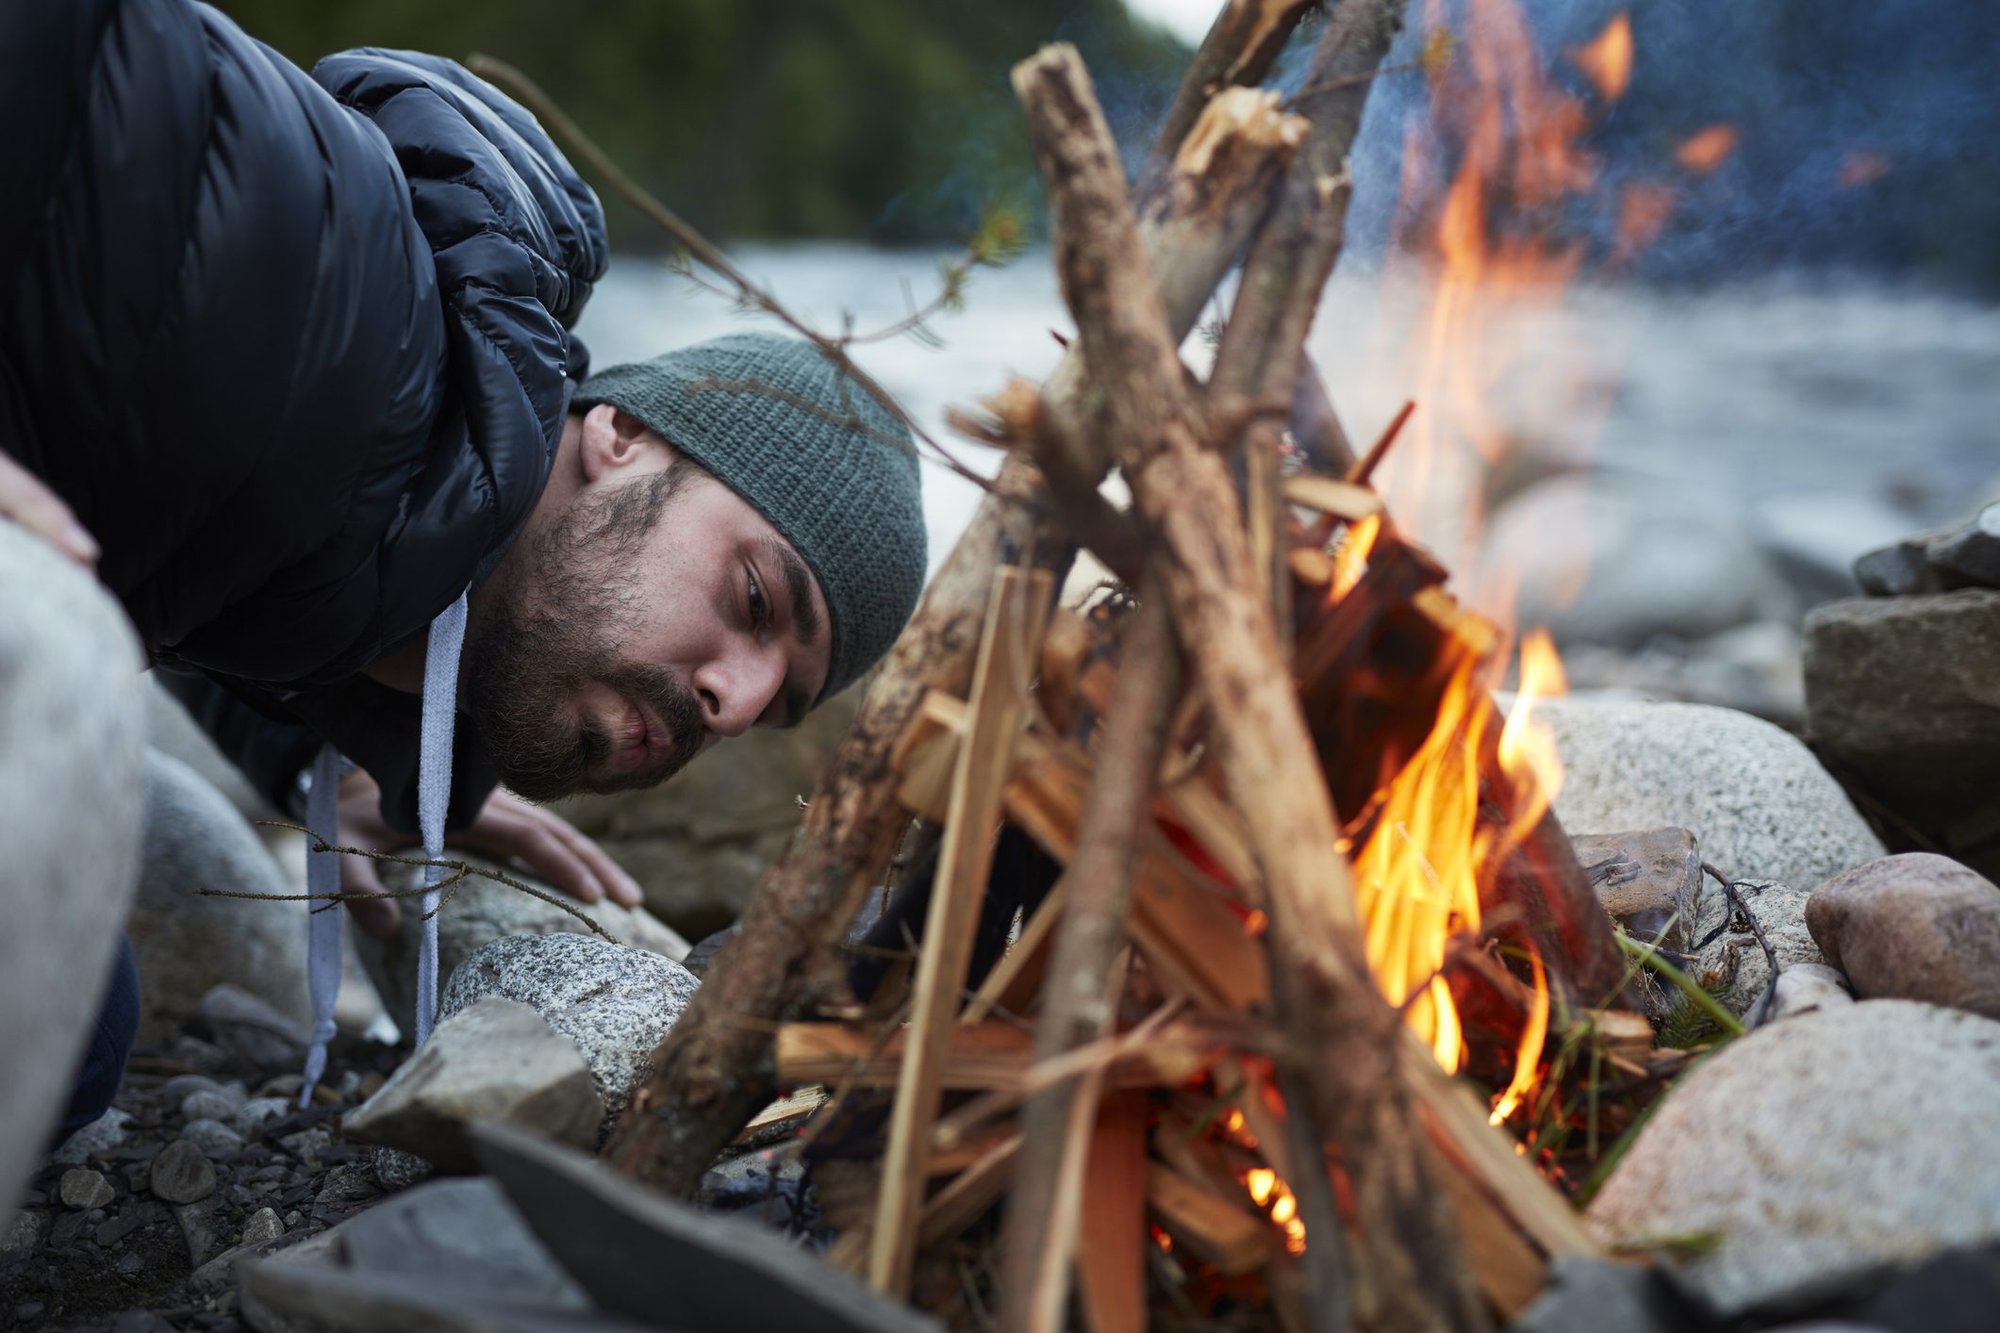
[334,768,644,939]
[0,448,99,567]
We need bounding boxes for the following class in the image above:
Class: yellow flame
[1569,13,1633,103]
[1328,513,1382,603]
[1489,945,1551,1124]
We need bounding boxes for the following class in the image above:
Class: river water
[574,244,2000,589]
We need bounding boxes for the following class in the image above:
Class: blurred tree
[215,0,1188,247]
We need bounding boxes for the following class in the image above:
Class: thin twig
[211,823,620,942]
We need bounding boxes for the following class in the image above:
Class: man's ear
[578,405,674,484]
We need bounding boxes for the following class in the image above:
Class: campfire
[598,2,1710,1328]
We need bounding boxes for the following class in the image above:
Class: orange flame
[1568,13,1634,103]
[1489,945,1550,1123]
[1675,124,1739,175]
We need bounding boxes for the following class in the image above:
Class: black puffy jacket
[0,0,608,826]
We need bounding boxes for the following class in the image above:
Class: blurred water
[574,244,2000,580]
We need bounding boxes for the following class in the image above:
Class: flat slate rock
[238,1260,652,1333]
[473,1123,940,1333]
[336,1177,587,1309]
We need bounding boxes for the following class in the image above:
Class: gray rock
[1754,962,1855,1025]
[47,1107,131,1167]
[1925,501,2000,588]
[150,1138,218,1204]
[1508,1255,1705,1333]
[181,1088,240,1123]
[144,675,278,823]
[162,1073,231,1102]
[1803,591,2000,881]
[441,934,699,1127]
[356,858,692,1039]
[1806,853,2000,1020]
[372,1145,435,1192]
[1694,878,1822,1017]
[235,1096,292,1137]
[197,982,309,1068]
[473,1123,940,1333]
[1588,1000,2000,1316]
[343,998,603,1171]
[181,1116,246,1159]
[1479,473,1794,647]
[1855,539,1941,597]
[129,750,312,1041]
[177,1195,226,1267]
[57,1168,115,1211]
[0,523,148,1234]
[338,1177,588,1309]
[241,1206,285,1247]
[0,1210,44,1261]
[1538,696,1885,890]
[1573,827,1703,951]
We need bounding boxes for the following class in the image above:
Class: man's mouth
[611,699,676,775]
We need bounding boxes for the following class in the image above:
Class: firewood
[872,566,1054,1296]
[1077,1092,1150,1333]
[1001,592,1181,1333]
[1283,475,1383,523]
[919,1133,1021,1246]
[1145,1163,1274,1276]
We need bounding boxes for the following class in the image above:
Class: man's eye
[747,571,769,628]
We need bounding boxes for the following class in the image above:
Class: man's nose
[691,649,784,739]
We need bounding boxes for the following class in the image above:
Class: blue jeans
[59,935,138,1139]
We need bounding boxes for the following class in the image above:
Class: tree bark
[1014,41,1489,1333]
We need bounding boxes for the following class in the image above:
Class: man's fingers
[0,450,99,567]
[537,810,644,907]
[342,857,403,940]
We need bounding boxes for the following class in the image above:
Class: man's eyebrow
[766,536,822,647]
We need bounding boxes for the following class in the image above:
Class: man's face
[461,417,830,801]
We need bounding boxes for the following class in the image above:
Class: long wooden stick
[869,567,1052,1295]
[1014,42,1489,1333]
[997,593,1182,1333]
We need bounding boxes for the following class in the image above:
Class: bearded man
[0,0,926,1147]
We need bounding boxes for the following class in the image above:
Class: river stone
[440,934,699,1128]
[1478,473,1794,647]
[0,524,148,1233]
[58,1168,115,1211]
[242,1206,285,1247]
[553,686,859,938]
[1693,878,1821,1017]
[1855,538,1941,597]
[128,750,313,1040]
[1754,962,1854,1024]
[1572,827,1703,950]
[1803,591,2000,880]
[1806,853,2000,1019]
[343,998,603,1170]
[1925,501,2000,588]
[181,1087,240,1123]
[182,1117,246,1158]
[1587,1000,2000,1316]
[1535,696,1884,889]
[150,1139,219,1205]
[356,858,691,1040]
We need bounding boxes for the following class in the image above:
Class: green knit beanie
[574,332,927,701]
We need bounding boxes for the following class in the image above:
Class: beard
[460,466,706,801]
